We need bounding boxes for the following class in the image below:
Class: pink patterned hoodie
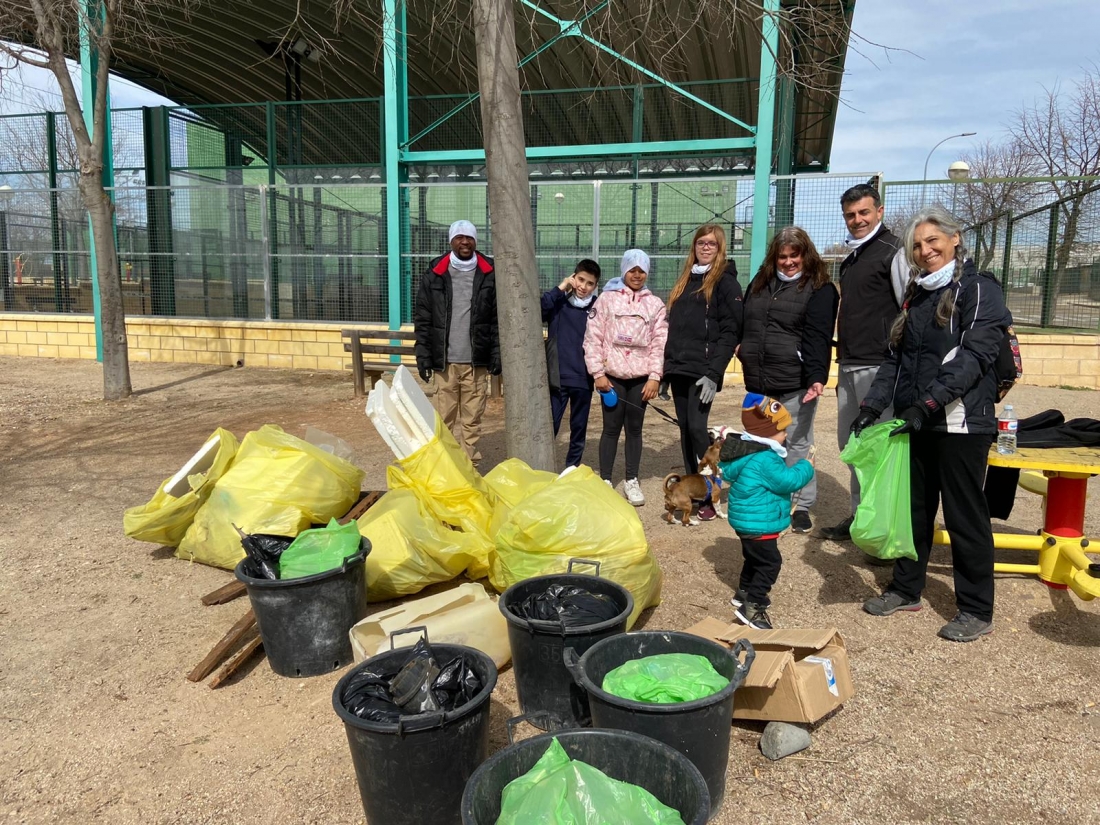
[583,279,668,381]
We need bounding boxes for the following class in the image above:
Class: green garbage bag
[496,738,686,825]
[602,653,728,704]
[840,420,917,562]
[278,518,363,579]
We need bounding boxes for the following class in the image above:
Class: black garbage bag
[515,584,621,629]
[389,637,442,714]
[341,666,403,723]
[432,654,484,711]
[235,525,294,580]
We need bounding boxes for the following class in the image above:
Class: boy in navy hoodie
[542,259,601,468]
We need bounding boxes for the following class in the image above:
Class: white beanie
[448,220,477,243]
[620,248,650,277]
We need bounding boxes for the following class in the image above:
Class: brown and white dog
[662,436,726,526]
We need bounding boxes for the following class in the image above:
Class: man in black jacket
[413,220,500,466]
[821,184,908,541]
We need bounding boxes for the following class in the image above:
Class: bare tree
[0,1,146,399]
[1010,66,1100,301]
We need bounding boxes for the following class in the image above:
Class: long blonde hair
[668,224,728,309]
[888,206,967,347]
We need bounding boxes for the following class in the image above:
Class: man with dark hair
[821,183,908,542]
[414,219,500,467]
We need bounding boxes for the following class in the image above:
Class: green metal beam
[403,137,755,165]
[46,112,64,313]
[517,0,755,136]
[80,0,115,361]
[383,0,408,332]
[750,0,780,277]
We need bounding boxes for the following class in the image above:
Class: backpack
[994,324,1023,401]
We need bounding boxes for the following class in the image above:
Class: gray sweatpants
[836,364,894,513]
[775,390,818,512]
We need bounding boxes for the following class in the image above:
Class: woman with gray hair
[850,205,1012,642]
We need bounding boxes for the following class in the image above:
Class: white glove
[696,376,717,405]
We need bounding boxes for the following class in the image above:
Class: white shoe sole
[734,606,769,629]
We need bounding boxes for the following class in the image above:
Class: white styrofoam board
[365,386,407,458]
[391,365,437,444]
[163,434,222,497]
[366,381,419,459]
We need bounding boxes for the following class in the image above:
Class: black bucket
[460,722,709,824]
[333,631,498,825]
[499,559,633,728]
[234,543,370,678]
[565,631,754,819]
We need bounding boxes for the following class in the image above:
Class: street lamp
[921,132,976,206]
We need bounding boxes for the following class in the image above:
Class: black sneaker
[729,589,747,609]
[791,510,812,533]
[938,612,993,642]
[863,590,922,616]
[735,602,773,630]
[820,515,853,541]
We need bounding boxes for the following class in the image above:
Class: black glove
[850,407,879,438]
[488,362,502,376]
[891,403,933,437]
[658,379,671,401]
[418,366,433,383]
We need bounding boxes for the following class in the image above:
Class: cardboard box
[686,617,854,724]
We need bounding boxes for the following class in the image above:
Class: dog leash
[614,395,680,426]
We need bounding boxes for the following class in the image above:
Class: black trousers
[890,431,996,621]
[599,375,648,481]
[738,535,782,607]
[669,374,714,475]
[551,386,593,468]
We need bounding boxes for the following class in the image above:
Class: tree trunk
[79,175,132,400]
[470,0,555,471]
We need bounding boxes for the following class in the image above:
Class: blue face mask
[917,259,956,291]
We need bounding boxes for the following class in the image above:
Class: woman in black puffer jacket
[854,205,1012,643]
[662,224,744,520]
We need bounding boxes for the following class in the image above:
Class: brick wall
[0,313,1097,389]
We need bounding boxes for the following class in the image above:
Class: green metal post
[265,101,280,318]
[773,74,796,228]
[1041,204,1059,327]
[750,0,780,277]
[80,0,115,360]
[1001,213,1014,292]
[142,106,176,315]
[383,0,409,332]
[46,112,65,312]
[629,84,644,247]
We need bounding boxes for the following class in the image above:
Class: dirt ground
[1,356,1098,825]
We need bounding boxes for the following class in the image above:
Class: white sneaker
[623,478,645,507]
[604,479,612,486]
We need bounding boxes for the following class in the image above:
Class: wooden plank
[200,580,247,606]
[341,328,417,340]
[338,490,384,524]
[186,608,257,683]
[343,343,414,355]
[209,635,264,689]
[350,331,366,398]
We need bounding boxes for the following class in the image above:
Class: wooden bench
[342,328,418,396]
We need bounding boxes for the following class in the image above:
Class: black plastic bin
[565,630,754,819]
[333,634,498,825]
[234,543,370,678]
[461,725,709,824]
[499,559,633,728]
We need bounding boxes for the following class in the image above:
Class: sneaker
[790,510,812,533]
[862,590,922,616]
[697,502,717,521]
[603,479,612,486]
[735,602,773,630]
[729,589,747,609]
[623,478,645,507]
[938,612,993,642]
[820,515,853,541]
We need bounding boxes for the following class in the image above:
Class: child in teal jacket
[718,393,815,629]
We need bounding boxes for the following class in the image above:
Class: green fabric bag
[277,518,363,579]
[601,653,728,704]
[840,420,917,561]
[496,738,686,825]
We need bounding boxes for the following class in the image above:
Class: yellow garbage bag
[123,428,239,546]
[357,490,488,601]
[176,425,364,570]
[483,458,557,536]
[489,464,662,627]
[386,418,496,578]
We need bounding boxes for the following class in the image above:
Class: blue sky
[3,1,1100,184]
[831,0,1100,180]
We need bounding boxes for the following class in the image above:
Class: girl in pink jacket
[583,249,669,506]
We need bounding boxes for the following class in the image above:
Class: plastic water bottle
[997,405,1018,454]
